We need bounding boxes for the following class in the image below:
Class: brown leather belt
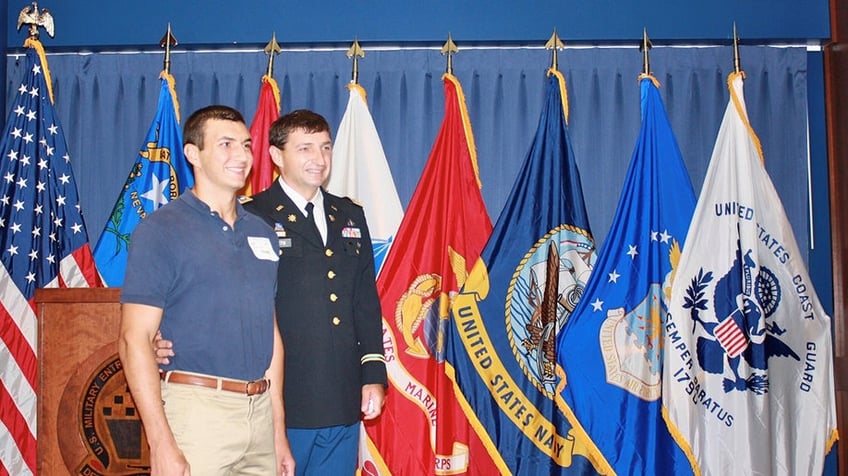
[160,371,269,396]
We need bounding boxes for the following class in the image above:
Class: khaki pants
[161,378,276,475]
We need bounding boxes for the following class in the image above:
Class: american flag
[0,39,101,476]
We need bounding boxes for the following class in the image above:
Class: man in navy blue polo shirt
[153,109,388,475]
[118,105,294,475]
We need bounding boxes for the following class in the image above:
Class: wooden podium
[35,288,150,475]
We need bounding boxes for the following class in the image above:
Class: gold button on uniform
[330,293,338,302]
[325,249,334,257]
[327,270,336,279]
[332,317,341,326]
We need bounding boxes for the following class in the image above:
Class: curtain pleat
[5,46,809,257]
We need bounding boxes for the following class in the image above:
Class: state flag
[92,72,192,286]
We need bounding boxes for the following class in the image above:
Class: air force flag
[556,75,695,475]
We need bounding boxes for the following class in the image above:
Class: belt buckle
[245,379,265,396]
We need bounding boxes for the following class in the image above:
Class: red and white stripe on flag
[714,317,748,358]
[0,40,102,476]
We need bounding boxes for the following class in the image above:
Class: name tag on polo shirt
[247,236,279,261]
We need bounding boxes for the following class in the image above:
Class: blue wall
[6,0,831,49]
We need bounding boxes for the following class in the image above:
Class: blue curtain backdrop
[4,46,809,261]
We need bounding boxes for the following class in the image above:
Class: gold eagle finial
[17,2,54,39]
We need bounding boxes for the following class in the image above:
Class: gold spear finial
[545,29,566,71]
[264,33,282,77]
[159,24,178,74]
[639,28,653,76]
[347,37,365,84]
[441,33,459,75]
[733,23,742,74]
[17,2,54,40]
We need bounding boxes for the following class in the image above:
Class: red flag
[363,74,503,475]
[0,39,101,475]
[242,75,280,196]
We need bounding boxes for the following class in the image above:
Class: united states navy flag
[555,75,695,475]
[93,73,192,286]
[446,70,600,474]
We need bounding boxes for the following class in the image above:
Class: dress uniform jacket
[245,183,387,428]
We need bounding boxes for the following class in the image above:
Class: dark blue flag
[555,76,695,475]
[93,73,192,286]
[446,70,601,474]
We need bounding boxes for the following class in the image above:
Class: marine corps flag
[92,72,193,286]
[556,75,695,475]
[242,74,280,196]
[0,39,102,476]
[445,70,601,474]
[327,83,403,275]
[362,74,499,475]
[662,72,838,475]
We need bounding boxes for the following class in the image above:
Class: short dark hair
[183,105,246,150]
[269,109,331,149]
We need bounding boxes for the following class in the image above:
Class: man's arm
[118,303,189,475]
[349,208,389,418]
[267,317,294,475]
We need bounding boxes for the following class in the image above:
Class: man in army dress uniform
[246,109,387,475]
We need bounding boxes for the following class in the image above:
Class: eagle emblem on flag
[507,226,594,395]
[682,241,800,395]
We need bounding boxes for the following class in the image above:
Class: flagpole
[264,33,282,78]
[640,28,652,76]
[733,23,742,74]
[545,29,565,72]
[159,24,178,74]
[347,37,365,84]
[441,33,458,75]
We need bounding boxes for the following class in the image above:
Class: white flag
[329,84,404,475]
[327,83,403,276]
[662,73,838,475]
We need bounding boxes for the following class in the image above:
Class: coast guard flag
[326,83,403,275]
[362,74,499,475]
[556,75,695,475]
[0,39,102,476]
[445,70,601,474]
[662,72,838,475]
[242,74,280,196]
[93,73,193,286]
